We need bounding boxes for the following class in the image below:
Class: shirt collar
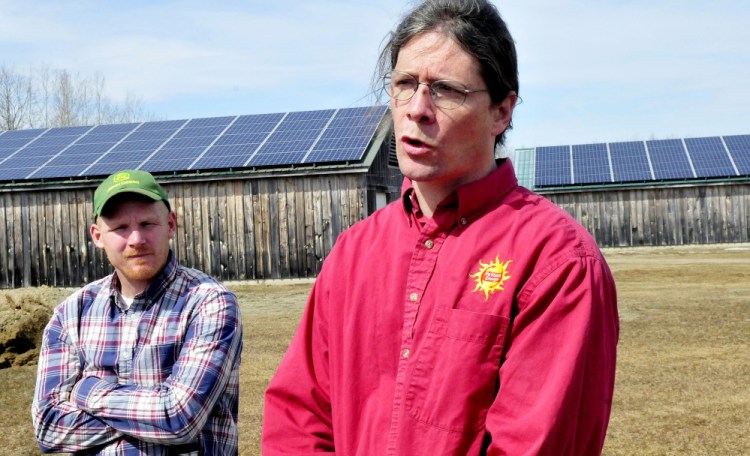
[400,158,518,227]
[107,250,178,308]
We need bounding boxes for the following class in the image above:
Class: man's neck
[411,183,451,218]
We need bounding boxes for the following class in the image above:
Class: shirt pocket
[133,342,181,385]
[405,305,510,433]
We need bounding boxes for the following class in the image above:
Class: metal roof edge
[535,176,750,194]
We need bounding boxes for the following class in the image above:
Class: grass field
[1,244,748,455]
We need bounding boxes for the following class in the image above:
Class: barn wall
[0,173,369,288]
[365,139,403,209]
[545,182,750,247]
[3,177,747,288]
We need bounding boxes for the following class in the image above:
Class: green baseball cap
[93,170,170,218]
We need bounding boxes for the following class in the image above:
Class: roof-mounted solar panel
[684,137,737,178]
[647,139,695,180]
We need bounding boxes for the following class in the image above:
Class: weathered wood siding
[546,182,750,247]
[3,178,748,288]
[0,173,369,288]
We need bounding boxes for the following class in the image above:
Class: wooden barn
[3,102,750,289]
[0,106,401,288]
[509,136,750,247]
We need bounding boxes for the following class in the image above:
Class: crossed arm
[31,290,242,453]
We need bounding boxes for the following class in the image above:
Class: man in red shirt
[262,0,619,454]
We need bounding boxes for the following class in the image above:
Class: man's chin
[121,266,159,283]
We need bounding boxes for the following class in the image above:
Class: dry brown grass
[1,244,748,455]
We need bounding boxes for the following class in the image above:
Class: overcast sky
[2,0,749,152]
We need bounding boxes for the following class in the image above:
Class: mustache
[123,250,153,259]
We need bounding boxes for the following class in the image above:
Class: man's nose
[406,84,436,121]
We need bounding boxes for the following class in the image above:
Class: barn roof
[0,105,389,188]
[509,134,750,192]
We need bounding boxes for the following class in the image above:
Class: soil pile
[0,292,54,368]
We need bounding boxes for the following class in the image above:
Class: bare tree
[0,65,33,130]
[0,64,156,130]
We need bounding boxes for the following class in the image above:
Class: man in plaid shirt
[32,170,243,455]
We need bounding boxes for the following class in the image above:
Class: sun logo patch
[469,255,512,301]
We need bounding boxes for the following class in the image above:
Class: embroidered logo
[113,172,130,183]
[469,255,512,301]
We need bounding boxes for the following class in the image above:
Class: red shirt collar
[401,158,519,227]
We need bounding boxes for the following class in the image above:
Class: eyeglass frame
[382,70,489,110]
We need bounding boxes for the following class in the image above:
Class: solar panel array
[534,134,750,188]
[0,105,387,182]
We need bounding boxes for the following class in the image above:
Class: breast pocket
[133,342,181,385]
[405,306,510,433]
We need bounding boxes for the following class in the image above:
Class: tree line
[0,64,155,131]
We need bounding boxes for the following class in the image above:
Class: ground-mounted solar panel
[723,135,750,175]
[684,137,737,178]
[535,145,572,187]
[572,143,611,184]
[609,141,653,182]
[647,139,695,180]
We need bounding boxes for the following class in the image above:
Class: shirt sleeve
[31,300,123,453]
[485,252,619,455]
[70,288,242,445]
[261,279,336,454]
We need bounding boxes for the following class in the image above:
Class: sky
[2,0,749,152]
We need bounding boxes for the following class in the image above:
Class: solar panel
[0,106,389,182]
[723,135,750,175]
[535,146,572,187]
[572,143,611,184]
[609,141,653,182]
[242,110,333,167]
[304,106,387,163]
[684,137,737,178]
[647,139,695,180]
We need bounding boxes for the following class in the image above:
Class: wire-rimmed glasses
[383,70,488,110]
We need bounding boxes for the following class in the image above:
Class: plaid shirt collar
[107,250,178,310]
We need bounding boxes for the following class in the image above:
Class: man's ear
[491,91,518,137]
[90,222,105,249]
[168,211,177,239]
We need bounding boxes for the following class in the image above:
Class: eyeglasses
[383,70,488,110]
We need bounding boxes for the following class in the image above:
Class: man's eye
[394,78,417,89]
[433,82,461,95]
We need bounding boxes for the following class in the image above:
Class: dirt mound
[0,292,54,368]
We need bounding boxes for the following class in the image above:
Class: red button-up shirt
[263,160,619,455]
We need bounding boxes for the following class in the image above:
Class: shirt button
[425,239,434,249]
[460,217,468,225]
[402,349,410,359]
[409,292,418,302]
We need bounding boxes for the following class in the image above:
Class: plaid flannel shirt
[32,252,242,455]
